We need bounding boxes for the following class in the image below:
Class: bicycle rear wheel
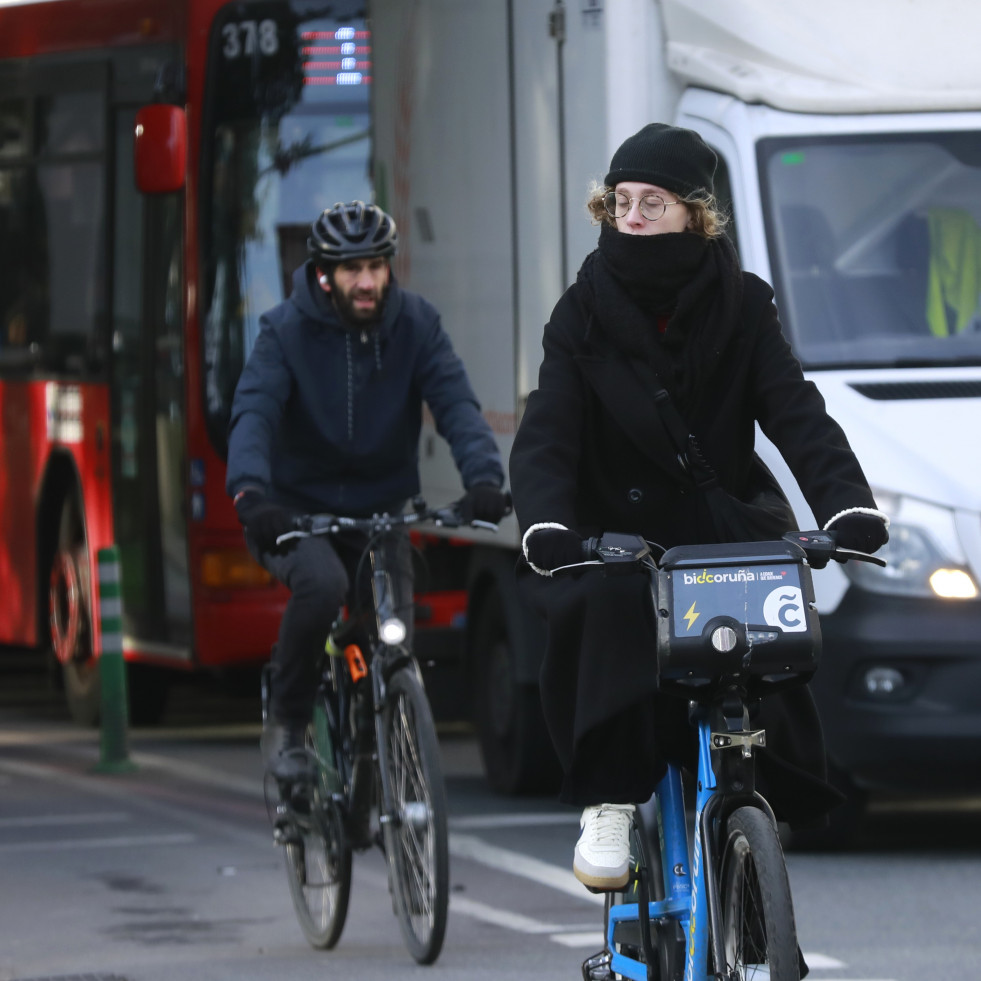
[380,666,449,964]
[718,805,799,981]
[283,697,352,949]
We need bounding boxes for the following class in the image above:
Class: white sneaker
[573,803,634,890]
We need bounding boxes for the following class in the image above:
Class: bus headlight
[845,494,978,600]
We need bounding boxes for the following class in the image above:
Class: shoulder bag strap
[625,356,720,490]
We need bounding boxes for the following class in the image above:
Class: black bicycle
[259,498,498,964]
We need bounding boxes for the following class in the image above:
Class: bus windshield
[201,0,371,452]
[759,131,981,370]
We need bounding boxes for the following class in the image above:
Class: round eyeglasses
[603,191,681,222]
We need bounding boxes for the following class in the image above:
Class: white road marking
[0,812,130,829]
[129,750,262,796]
[451,812,579,829]
[804,952,847,968]
[550,930,605,948]
[449,894,570,933]
[0,833,195,853]
[449,832,604,906]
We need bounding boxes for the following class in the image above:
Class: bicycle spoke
[280,700,352,949]
[721,807,798,981]
[381,669,449,962]
[389,693,436,925]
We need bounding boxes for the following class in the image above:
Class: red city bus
[0,0,374,723]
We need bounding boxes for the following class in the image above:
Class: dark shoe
[262,722,315,784]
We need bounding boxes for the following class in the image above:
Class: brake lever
[833,546,888,568]
[783,530,887,568]
[432,506,463,529]
[469,519,500,531]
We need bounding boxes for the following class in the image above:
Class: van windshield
[759,132,981,369]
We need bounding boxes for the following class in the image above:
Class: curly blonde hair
[585,182,729,239]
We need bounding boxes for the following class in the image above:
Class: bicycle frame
[606,712,722,981]
[319,537,417,835]
[266,498,478,963]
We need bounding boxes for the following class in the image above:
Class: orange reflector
[344,644,367,682]
[201,548,273,588]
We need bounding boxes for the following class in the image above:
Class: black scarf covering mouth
[598,222,708,315]
[582,224,744,410]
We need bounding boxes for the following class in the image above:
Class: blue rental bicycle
[575,529,885,981]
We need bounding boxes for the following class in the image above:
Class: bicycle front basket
[654,540,821,697]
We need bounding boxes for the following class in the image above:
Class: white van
[372,0,981,813]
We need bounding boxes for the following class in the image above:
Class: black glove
[830,513,889,553]
[459,483,510,524]
[234,491,297,553]
[525,527,584,572]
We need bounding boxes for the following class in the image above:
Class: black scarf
[581,225,744,410]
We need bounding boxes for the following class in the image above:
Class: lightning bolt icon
[683,601,700,632]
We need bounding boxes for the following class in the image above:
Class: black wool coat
[510,249,877,822]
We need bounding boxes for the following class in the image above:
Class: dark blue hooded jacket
[226,261,504,515]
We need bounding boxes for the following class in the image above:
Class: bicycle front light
[379,616,407,646]
[845,492,978,600]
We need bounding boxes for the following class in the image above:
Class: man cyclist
[226,201,507,781]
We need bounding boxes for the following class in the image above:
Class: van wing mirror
[134,104,187,194]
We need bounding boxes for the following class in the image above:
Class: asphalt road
[3,657,981,980]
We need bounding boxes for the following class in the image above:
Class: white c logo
[763,586,806,632]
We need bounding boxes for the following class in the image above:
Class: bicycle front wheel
[718,805,799,981]
[380,667,449,964]
[283,698,352,949]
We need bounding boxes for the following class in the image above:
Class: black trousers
[246,526,414,726]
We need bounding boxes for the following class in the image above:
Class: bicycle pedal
[581,948,614,981]
[272,816,302,846]
[272,826,296,846]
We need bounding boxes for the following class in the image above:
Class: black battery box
[654,539,822,698]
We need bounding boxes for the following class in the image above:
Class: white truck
[371,0,981,817]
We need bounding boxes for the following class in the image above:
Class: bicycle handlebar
[579,528,887,571]
[275,495,508,545]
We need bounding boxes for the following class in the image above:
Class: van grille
[849,380,981,400]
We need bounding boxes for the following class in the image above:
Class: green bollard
[93,545,136,774]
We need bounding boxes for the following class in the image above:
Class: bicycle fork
[606,712,767,981]
[367,547,421,842]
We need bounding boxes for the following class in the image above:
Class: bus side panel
[0,0,184,58]
[0,381,113,650]
[191,577,287,669]
[0,380,41,645]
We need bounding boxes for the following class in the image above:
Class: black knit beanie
[604,122,717,198]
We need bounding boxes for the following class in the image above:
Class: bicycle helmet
[307,200,398,264]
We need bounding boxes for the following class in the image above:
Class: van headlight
[845,493,978,600]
